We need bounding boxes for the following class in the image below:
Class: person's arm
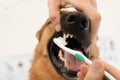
[103,61,120,80]
[77,60,120,80]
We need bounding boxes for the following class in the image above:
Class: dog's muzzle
[47,12,90,80]
[61,12,90,50]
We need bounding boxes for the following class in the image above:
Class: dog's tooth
[65,60,70,70]
[66,34,70,38]
[64,59,67,68]
[63,33,66,40]
[70,34,73,38]
[58,50,65,61]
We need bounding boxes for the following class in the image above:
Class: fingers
[77,60,104,80]
[48,0,61,32]
[78,60,120,80]
[67,0,101,52]
[90,0,97,8]
[77,72,85,80]
[81,4,101,52]
[79,64,89,75]
[84,60,104,80]
[48,0,101,52]
[77,64,89,80]
[48,0,72,32]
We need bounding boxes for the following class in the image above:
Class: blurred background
[0,0,120,80]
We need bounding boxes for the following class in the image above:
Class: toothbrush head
[54,37,67,46]
[53,37,87,63]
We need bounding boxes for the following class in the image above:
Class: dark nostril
[66,14,76,23]
[80,18,89,29]
[80,16,89,30]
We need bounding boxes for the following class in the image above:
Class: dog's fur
[30,12,99,80]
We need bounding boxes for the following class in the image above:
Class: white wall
[0,0,48,56]
[97,0,120,66]
[98,0,120,45]
[0,0,120,65]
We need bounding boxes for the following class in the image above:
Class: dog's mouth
[47,12,90,80]
[47,32,89,80]
[59,33,87,72]
[58,33,88,79]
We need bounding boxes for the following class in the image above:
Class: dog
[29,11,99,80]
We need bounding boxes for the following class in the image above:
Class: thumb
[84,60,104,80]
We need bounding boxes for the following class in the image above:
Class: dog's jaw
[47,12,91,80]
[47,32,90,80]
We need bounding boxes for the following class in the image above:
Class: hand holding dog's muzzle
[48,0,101,52]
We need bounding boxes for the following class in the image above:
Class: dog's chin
[47,31,89,80]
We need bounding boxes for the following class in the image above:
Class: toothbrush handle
[104,71,116,80]
[74,53,116,80]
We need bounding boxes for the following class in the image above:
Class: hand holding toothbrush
[77,60,120,80]
[53,37,117,80]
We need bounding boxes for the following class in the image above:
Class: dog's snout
[60,12,90,49]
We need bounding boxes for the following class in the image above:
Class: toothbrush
[53,37,116,80]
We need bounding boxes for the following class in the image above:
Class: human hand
[48,0,101,52]
[48,0,72,32]
[77,60,120,80]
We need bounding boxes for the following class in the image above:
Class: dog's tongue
[64,51,85,71]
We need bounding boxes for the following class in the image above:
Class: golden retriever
[30,11,99,80]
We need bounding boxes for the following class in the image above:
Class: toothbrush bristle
[56,37,67,45]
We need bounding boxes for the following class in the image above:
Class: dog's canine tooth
[70,34,73,38]
[66,34,70,38]
[59,50,65,61]
[63,33,74,39]
[64,59,67,69]
[64,60,70,70]
[63,33,67,40]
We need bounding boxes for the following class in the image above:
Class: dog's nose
[66,12,89,29]
[60,12,89,35]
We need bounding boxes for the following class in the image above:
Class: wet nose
[60,12,89,35]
